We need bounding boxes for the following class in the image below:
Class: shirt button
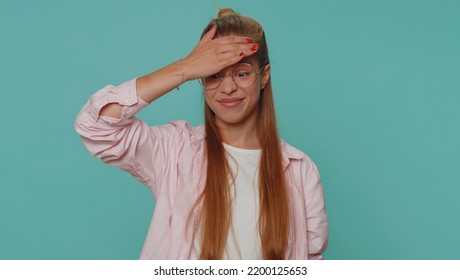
[126,98,131,103]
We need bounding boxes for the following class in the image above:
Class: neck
[216,118,260,149]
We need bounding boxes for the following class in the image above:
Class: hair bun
[217,7,237,18]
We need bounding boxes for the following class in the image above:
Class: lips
[218,98,244,108]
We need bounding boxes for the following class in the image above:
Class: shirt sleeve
[74,78,185,197]
[303,157,329,260]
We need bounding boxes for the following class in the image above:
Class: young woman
[75,8,328,260]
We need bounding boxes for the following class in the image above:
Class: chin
[218,117,242,125]
[215,114,246,126]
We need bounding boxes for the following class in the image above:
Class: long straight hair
[196,9,289,259]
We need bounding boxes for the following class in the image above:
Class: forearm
[137,59,184,103]
[100,26,258,119]
[100,60,184,118]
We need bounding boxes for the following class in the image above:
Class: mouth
[218,98,244,108]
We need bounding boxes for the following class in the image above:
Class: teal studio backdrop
[1,0,459,259]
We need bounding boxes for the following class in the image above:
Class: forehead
[239,57,256,65]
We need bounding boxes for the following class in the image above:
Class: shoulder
[280,139,314,164]
[151,120,205,143]
[280,139,320,177]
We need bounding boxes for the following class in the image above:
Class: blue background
[1,0,459,259]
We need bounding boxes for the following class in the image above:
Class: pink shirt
[75,78,328,259]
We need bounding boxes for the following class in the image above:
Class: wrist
[176,59,185,90]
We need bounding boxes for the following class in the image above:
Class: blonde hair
[195,8,289,260]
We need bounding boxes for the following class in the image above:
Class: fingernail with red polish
[239,51,244,56]
[250,44,259,51]
[246,38,253,43]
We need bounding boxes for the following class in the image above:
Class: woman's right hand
[181,25,259,81]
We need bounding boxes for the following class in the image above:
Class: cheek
[204,92,212,104]
[204,88,216,99]
[204,97,213,109]
[204,93,217,113]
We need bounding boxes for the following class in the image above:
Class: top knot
[217,7,238,18]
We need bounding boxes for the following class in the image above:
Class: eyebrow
[239,58,254,65]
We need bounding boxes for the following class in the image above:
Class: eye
[208,73,222,79]
[236,71,250,78]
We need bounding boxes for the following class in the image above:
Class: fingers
[183,28,259,80]
[199,25,256,54]
[213,35,254,45]
[206,33,258,55]
[210,39,259,68]
[219,48,257,66]
[201,25,253,45]
[200,25,217,43]
[215,41,259,55]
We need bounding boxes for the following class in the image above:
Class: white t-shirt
[224,143,262,259]
[190,143,262,259]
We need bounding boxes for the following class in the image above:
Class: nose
[219,74,238,95]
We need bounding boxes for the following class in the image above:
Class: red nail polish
[250,44,259,51]
[239,51,244,56]
[246,38,253,43]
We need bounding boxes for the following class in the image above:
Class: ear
[261,64,271,90]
